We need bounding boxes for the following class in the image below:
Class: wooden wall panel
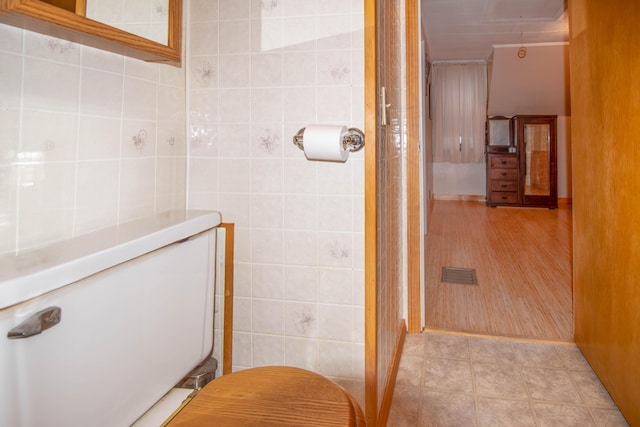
[405,0,422,334]
[569,0,640,424]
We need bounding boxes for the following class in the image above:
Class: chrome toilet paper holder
[293,127,365,152]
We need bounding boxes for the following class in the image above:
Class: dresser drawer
[490,180,518,192]
[489,155,518,169]
[489,192,519,204]
[490,169,518,180]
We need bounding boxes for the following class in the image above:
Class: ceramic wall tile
[283,87,317,122]
[0,24,23,53]
[21,111,78,162]
[318,341,354,377]
[251,88,283,122]
[23,58,80,113]
[219,0,251,20]
[283,0,317,17]
[0,53,22,109]
[219,21,252,54]
[218,54,251,88]
[252,263,284,299]
[190,0,219,23]
[219,159,250,192]
[284,266,318,302]
[251,123,283,157]
[74,160,119,234]
[118,158,156,221]
[252,299,285,334]
[284,195,317,230]
[186,0,365,385]
[123,77,157,120]
[318,268,353,304]
[251,228,284,263]
[219,88,251,123]
[251,158,283,193]
[250,194,283,229]
[285,337,319,371]
[317,195,352,232]
[81,45,124,73]
[285,301,318,338]
[283,51,316,86]
[251,52,283,87]
[219,124,251,157]
[251,17,284,53]
[252,0,283,19]
[283,16,316,51]
[81,69,124,117]
[317,14,352,50]
[252,334,285,366]
[284,230,317,266]
[218,193,251,227]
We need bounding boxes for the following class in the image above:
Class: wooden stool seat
[167,366,366,426]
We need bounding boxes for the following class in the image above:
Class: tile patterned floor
[387,330,630,427]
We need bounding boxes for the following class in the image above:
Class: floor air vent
[441,267,478,286]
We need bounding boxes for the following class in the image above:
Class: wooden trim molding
[219,223,235,375]
[405,0,422,334]
[377,320,407,426]
[363,0,379,424]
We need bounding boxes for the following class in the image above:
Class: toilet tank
[0,210,221,427]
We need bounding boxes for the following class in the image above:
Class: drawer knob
[501,184,507,188]
[501,196,508,200]
[501,172,507,176]
[501,161,507,165]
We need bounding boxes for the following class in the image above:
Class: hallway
[424,200,573,341]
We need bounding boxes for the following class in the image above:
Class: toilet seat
[166,366,366,426]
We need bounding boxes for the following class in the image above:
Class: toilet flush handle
[7,306,62,339]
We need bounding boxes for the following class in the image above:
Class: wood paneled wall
[569,0,640,424]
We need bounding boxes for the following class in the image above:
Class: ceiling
[421,0,569,61]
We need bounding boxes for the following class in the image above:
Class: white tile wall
[0,0,365,399]
[187,0,365,389]
[0,22,187,254]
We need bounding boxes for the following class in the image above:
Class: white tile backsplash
[219,21,252,54]
[285,337,319,371]
[1,0,366,384]
[21,111,78,162]
[284,266,318,302]
[23,58,80,113]
[0,25,187,254]
[218,54,251,88]
[252,263,284,299]
[80,69,124,117]
[251,52,283,87]
[190,0,219,23]
[189,0,364,381]
[252,299,285,334]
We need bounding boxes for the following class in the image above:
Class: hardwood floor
[424,200,573,341]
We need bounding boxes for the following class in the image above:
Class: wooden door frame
[363,0,378,424]
[363,0,423,424]
[405,0,422,335]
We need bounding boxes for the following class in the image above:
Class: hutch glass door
[523,123,551,197]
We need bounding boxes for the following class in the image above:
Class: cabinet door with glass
[514,115,558,208]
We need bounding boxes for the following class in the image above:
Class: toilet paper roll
[303,125,349,162]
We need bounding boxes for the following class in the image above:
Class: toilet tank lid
[0,210,222,310]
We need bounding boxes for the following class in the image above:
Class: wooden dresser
[485,115,557,208]
[487,153,519,206]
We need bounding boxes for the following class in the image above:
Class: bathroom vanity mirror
[0,0,181,65]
